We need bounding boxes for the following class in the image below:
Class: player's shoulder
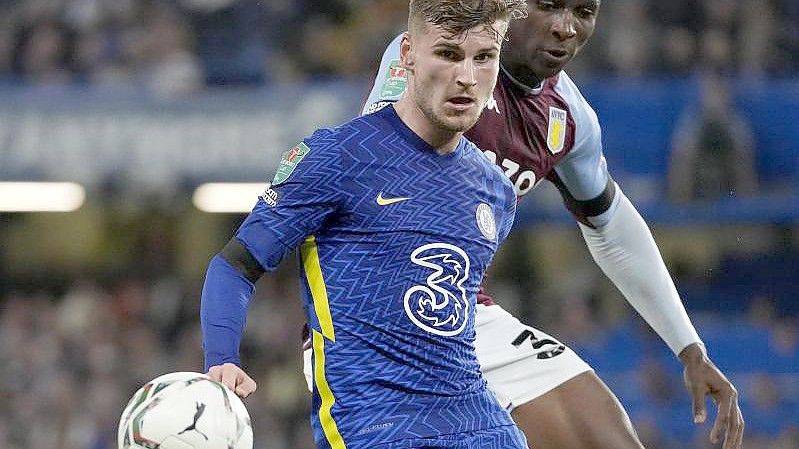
[306,110,388,148]
[303,107,398,172]
[554,72,599,122]
[551,71,586,102]
[362,33,406,115]
[552,72,597,119]
[463,139,495,169]
[295,122,356,169]
[551,71,602,149]
[296,127,341,168]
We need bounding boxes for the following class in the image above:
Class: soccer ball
[118,372,253,449]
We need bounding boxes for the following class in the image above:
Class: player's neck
[394,98,461,155]
[501,62,544,91]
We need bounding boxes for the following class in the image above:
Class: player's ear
[400,32,414,70]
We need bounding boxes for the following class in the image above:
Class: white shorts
[302,303,592,411]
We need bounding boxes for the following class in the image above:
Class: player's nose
[455,59,477,88]
[551,10,577,41]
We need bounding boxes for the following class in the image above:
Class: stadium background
[0,0,798,448]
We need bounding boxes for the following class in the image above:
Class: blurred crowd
[1,0,798,94]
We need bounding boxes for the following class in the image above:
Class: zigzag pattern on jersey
[301,110,516,444]
[371,424,527,449]
[314,116,487,386]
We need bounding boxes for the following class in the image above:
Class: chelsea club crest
[476,203,497,241]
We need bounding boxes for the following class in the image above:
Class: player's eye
[436,50,459,60]
[575,6,596,18]
[537,0,558,10]
[475,53,496,62]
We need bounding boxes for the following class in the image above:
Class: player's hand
[207,363,257,399]
[679,343,744,449]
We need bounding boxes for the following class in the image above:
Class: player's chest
[336,160,503,249]
[465,90,576,197]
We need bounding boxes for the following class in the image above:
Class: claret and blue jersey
[233,105,518,448]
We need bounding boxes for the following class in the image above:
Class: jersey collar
[500,64,546,96]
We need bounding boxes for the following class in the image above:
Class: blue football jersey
[236,105,518,448]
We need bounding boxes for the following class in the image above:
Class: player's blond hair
[408,0,528,41]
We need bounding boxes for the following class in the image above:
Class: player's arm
[558,163,743,449]
[201,239,262,398]
[550,80,743,448]
[549,153,702,356]
[201,132,344,398]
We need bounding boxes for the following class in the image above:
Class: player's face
[503,0,598,79]
[402,20,508,134]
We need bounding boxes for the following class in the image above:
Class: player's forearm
[578,190,702,356]
[201,254,255,371]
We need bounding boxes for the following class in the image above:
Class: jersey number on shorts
[511,329,566,360]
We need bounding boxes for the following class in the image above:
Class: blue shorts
[372,425,528,449]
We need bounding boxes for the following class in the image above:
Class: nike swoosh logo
[376,192,412,206]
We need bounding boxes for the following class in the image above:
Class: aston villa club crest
[547,107,567,154]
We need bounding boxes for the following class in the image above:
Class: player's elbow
[219,238,265,284]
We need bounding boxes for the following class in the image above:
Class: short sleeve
[550,72,609,201]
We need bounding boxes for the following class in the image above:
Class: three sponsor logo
[403,243,471,337]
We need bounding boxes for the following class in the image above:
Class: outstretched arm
[577,188,700,355]
[576,187,744,449]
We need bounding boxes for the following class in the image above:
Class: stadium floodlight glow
[192,183,266,213]
[0,182,86,212]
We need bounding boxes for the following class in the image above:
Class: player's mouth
[446,96,476,111]
[541,48,570,63]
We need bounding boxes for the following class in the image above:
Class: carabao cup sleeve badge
[272,142,311,185]
[380,60,407,101]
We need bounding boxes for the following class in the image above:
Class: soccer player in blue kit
[336,1,745,449]
[200,1,531,448]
